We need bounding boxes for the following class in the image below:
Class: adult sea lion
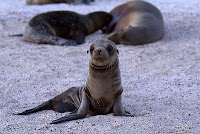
[26,0,95,5]
[17,11,112,46]
[15,39,132,124]
[104,0,164,45]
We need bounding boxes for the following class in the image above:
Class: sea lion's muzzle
[94,48,103,55]
[97,49,101,55]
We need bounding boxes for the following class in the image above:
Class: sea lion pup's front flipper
[113,95,134,117]
[113,95,125,116]
[50,90,90,124]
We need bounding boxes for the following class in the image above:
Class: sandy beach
[0,0,199,133]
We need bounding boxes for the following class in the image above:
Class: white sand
[0,0,200,133]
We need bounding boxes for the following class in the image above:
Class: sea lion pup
[22,11,112,46]
[26,0,95,5]
[103,0,164,45]
[15,39,132,124]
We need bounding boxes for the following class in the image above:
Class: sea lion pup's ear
[116,49,119,54]
[87,43,95,54]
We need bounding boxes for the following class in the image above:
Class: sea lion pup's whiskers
[15,39,133,124]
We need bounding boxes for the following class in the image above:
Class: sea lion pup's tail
[9,34,23,37]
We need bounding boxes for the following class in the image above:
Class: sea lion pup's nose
[94,49,102,55]
[97,49,102,55]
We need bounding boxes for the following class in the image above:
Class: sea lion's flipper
[73,0,90,5]
[15,101,52,115]
[50,88,90,124]
[9,34,23,37]
[15,99,77,115]
[26,33,78,46]
[51,36,79,46]
[53,102,77,113]
[107,26,150,45]
[72,31,85,44]
[112,96,134,117]
[15,87,81,115]
[24,24,79,46]
[26,0,70,5]
[113,95,126,116]
[102,19,117,33]
[124,111,134,117]
[50,113,86,124]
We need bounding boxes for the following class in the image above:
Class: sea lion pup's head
[88,39,119,69]
[87,12,113,33]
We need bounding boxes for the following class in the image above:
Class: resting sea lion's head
[88,39,119,68]
[87,12,113,33]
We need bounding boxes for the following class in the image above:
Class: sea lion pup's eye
[90,45,94,54]
[106,44,113,54]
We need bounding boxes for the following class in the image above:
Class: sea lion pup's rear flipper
[9,34,23,37]
[26,0,72,5]
[26,0,93,5]
[50,89,90,124]
[48,36,79,46]
[15,99,76,115]
[15,101,52,115]
[24,23,78,46]
[15,87,81,115]
[24,30,78,46]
